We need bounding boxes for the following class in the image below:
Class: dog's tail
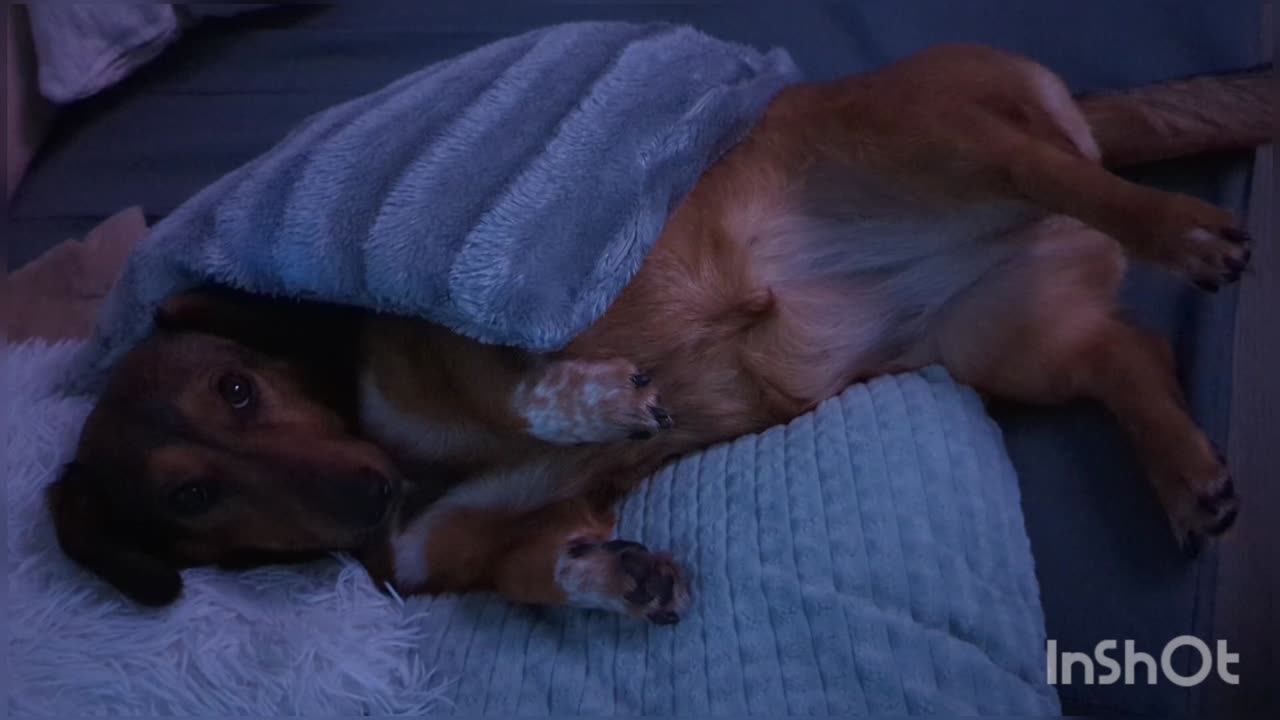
[1079,66,1274,167]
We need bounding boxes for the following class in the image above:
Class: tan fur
[374,46,1267,613]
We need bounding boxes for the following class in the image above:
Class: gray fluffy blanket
[69,21,801,389]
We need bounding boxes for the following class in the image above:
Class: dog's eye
[216,372,255,411]
[169,483,216,516]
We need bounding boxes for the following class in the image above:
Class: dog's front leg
[365,315,675,453]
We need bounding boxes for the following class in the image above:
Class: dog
[50,45,1272,622]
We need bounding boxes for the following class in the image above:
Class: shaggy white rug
[7,341,449,716]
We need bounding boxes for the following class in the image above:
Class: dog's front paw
[558,539,691,624]
[516,358,673,445]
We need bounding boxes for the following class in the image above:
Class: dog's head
[48,289,403,606]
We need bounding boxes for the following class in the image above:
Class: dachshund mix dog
[50,46,1272,621]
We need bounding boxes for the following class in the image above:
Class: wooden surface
[1208,3,1277,711]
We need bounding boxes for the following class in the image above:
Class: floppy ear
[45,463,183,607]
[153,287,267,340]
[153,286,350,358]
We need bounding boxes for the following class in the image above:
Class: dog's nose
[347,469,397,527]
[371,475,398,513]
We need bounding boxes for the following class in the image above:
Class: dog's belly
[728,179,1045,400]
[364,179,1070,593]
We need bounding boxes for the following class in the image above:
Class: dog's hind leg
[365,315,676,454]
[983,127,1252,291]
[929,217,1237,554]
[384,496,691,623]
[944,55,1259,289]
[766,45,1257,290]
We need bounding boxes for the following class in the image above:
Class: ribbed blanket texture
[67,21,801,392]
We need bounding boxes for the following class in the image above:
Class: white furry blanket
[8,342,448,715]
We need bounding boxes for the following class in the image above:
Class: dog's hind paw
[558,539,691,624]
[1179,226,1252,292]
[1159,446,1240,559]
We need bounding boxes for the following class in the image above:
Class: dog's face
[48,291,402,606]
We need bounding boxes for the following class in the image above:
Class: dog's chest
[357,371,500,464]
[357,371,572,508]
[360,371,573,588]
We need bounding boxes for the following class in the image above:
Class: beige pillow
[2,207,149,342]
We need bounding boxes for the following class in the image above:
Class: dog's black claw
[650,406,674,429]
[566,541,597,559]
[1198,478,1235,513]
[1221,227,1252,246]
[629,430,654,440]
[624,585,654,605]
[1212,444,1227,465]
[604,539,648,555]
[648,611,680,626]
[631,373,651,388]
[1207,507,1239,537]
